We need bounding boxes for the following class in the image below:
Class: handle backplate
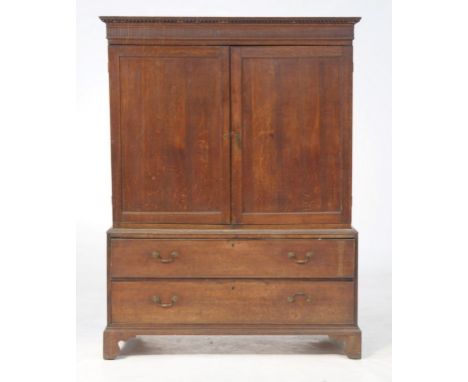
[287,292,312,303]
[287,251,314,264]
[151,251,179,263]
[152,295,178,308]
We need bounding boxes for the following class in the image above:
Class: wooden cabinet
[101,16,361,360]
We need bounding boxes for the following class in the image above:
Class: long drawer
[110,239,355,278]
[111,280,355,324]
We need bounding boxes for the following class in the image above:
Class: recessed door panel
[109,46,230,224]
[231,46,352,224]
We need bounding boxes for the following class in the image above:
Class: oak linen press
[100,16,361,359]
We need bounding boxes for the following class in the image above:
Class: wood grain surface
[110,239,355,278]
[111,280,355,325]
[109,46,230,224]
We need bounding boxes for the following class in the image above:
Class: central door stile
[230,47,242,225]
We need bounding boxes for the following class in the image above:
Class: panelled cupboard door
[109,46,231,224]
[231,46,352,224]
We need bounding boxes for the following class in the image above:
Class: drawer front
[111,280,355,324]
[110,239,355,278]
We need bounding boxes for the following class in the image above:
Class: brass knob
[287,251,314,264]
[152,295,178,308]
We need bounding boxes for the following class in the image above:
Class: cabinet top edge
[99,16,361,25]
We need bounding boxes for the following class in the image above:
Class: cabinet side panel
[108,47,122,224]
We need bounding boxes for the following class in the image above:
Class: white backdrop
[77,1,391,381]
